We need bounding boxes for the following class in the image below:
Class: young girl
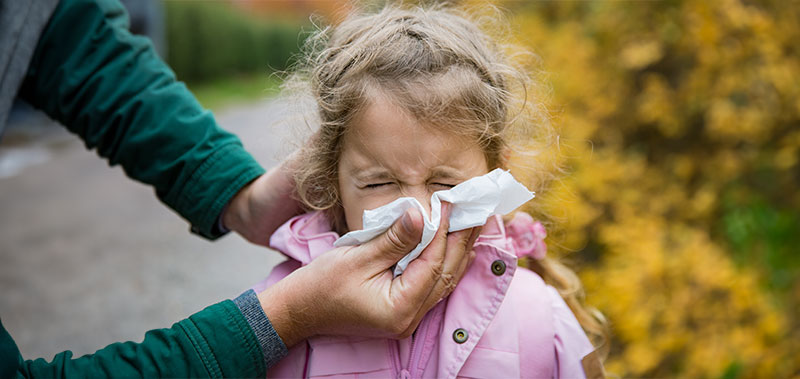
[255,5,606,378]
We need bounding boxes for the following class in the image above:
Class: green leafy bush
[165,2,305,83]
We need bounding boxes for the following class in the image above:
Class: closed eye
[432,183,456,189]
[365,182,393,189]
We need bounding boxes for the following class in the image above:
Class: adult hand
[258,202,481,347]
[222,152,303,246]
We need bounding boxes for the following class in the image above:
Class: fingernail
[401,209,416,235]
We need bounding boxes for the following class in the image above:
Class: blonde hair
[285,3,608,358]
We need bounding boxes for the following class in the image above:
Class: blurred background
[1,0,798,377]
[502,1,799,377]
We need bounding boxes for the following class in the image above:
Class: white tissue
[333,168,534,276]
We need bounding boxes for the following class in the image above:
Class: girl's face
[338,95,489,231]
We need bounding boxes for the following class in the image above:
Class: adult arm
[2,206,478,377]
[18,0,264,239]
[2,301,269,378]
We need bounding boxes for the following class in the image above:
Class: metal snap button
[491,260,506,276]
[453,328,468,344]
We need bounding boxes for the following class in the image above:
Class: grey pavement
[0,99,301,360]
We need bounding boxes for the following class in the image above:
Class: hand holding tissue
[334,169,535,276]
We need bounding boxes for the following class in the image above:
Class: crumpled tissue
[334,168,534,276]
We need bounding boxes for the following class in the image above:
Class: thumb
[356,207,424,269]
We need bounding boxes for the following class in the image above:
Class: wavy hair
[282,3,609,359]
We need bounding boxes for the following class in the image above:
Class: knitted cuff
[233,289,289,369]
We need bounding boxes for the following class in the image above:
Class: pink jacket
[254,212,595,378]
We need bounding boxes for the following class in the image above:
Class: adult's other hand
[222,153,303,246]
[259,202,480,347]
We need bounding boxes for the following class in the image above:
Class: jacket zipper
[392,302,441,379]
[390,339,404,378]
[408,308,435,378]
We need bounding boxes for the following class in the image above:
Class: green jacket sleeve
[18,0,265,239]
[2,300,267,378]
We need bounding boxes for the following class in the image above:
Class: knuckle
[385,226,408,253]
[447,231,469,252]
[430,263,444,279]
[441,273,457,292]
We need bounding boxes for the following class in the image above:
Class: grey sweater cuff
[233,289,289,369]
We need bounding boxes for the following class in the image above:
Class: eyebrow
[353,169,394,182]
[430,167,466,180]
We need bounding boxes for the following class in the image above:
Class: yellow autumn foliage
[491,0,800,376]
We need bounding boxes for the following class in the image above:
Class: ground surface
[0,99,297,360]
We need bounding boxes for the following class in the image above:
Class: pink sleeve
[547,286,595,379]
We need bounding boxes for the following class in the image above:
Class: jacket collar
[268,211,339,265]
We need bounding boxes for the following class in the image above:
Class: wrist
[221,175,257,234]
[233,290,289,367]
[222,163,303,245]
[257,272,317,348]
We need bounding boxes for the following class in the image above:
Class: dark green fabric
[0,319,20,379]
[18,0,266,239]
[2,301,266,378]
[4,0,274,376]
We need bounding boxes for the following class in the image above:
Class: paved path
[0,99,299,359]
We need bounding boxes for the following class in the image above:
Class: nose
[403,186,434,219]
